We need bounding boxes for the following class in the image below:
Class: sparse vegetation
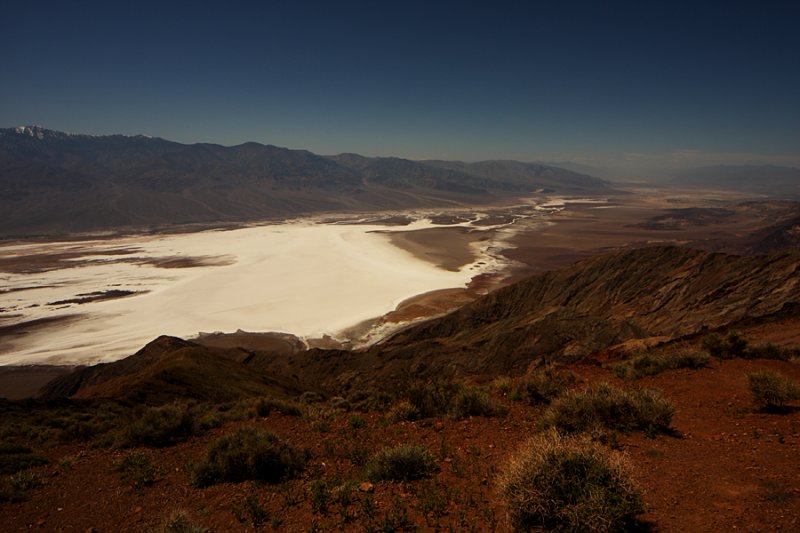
[0,443,48,475]
[120,403,199,448]
[255,397,303,417]
[152,510,208,533]
[449,387,501,420]
[611,351,711,379]
[404,380,464,419]
[514,366,578,405]
[190,427,308,487]
[540,383,675,436]
[498,431,645,532]
[348,414,366,430]
[115,451,158,489]
[391,381,501,421]
[0,471,42,503]
[748,371,800,409]
[365,444,437,482]
[703,332,794,361]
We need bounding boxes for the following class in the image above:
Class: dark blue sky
[2,1,798,172]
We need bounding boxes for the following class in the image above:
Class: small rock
[358,482,374,493]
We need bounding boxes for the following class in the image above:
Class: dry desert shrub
[152,510,207,533]
[514,366,578,405]
[120,403,199,448]
[540,383,674,436]
[190,427,307,487]
[611,351,711,379]
[703,332,793,361]
[498,431,645,532]
[365,444,437,482]
[748,370,800,409]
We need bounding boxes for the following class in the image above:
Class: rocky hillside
[0,126,613,235]
[41,246,800,402]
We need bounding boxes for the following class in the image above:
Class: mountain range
[0,126,613,236]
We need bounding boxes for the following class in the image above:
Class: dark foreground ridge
[41,245,800,402]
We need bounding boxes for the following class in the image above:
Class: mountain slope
[40,336,303,404]
[0,126,612,235]
[43,246,800,401]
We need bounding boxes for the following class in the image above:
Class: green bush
[449,388,500,420]
[540,383,675,436]
[348,414,366,430]
[748,371,800,409]
[0,443,48,475]
[115,451,158,488]
[190,427,307,487]
[612,352,711,379]
[365,444,437,482]
[498,431,645,532]
[120,403,198,448]
[404,381,463,419]
[514,367,578,405]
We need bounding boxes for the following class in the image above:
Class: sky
[2,1,798,175]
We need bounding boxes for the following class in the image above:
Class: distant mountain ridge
[0,126,614,236]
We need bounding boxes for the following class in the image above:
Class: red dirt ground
[2,354,798,532]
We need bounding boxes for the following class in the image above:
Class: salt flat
[0,210,540,366]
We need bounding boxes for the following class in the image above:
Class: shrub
[190,427,307,487]
[704,330,797,361]
[449,388,499,420]
[748,371,800,409]
[115,451,158,489]
[388,401,420,423]
[348,414,366,430]
[515,367,578,405]
[404,381,463,419]
[0,471,42,503]
[330,397,351,411]
[611,352,710,379]
[153,510,208,533]
[0,443,48,475]
[300,391,325,404]
[120,403,198,447]
[540,383,675,436]
[365,444,437,482]
[498,431,645,532]
[255,398,303,417]
[743,343,793,361]
[703,331,748,359]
